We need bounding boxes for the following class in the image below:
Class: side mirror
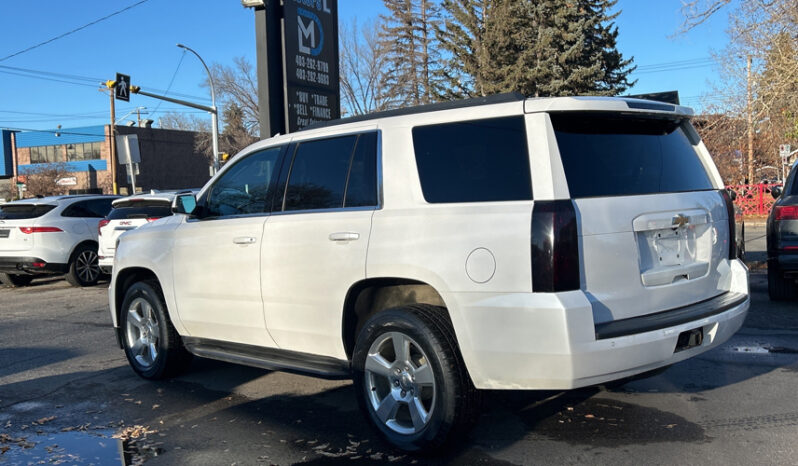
[726,188,737,201]
[172,193,197,215]
[771,186,783,199]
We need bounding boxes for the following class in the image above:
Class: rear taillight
[720,189,737,260]
[146,217,161,222]
[98,219,110,236]
[531,200,580,292]
[774,206,798,221]
[19,226,62,234]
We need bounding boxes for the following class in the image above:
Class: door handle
[329,232,360,242]
[233,236,257,244]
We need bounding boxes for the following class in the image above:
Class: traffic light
[221,152,231,163]
[104,80,116,89]
[130,85,140,94]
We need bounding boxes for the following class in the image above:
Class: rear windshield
[552,113,714,198]
[0,204,56,219]
[107,200,172,220]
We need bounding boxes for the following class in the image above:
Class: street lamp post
[177,43,220,174]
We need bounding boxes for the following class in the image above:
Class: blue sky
[0,0,732,132]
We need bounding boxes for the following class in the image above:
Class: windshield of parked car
[0,204,56,219]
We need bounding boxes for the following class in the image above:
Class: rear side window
[344,132,379,208]
[412,116,532,203]
[284,135,358,211]
[62,198,114,218]
[552,113,714,198]
[108,201,172,220]
[0,204,55,219]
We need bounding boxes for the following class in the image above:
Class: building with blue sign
[1,124,212,198]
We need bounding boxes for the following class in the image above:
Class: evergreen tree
[437,0,635,98]
[435,0,494,98]
[379,0,443,107]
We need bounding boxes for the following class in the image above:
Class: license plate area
[636,223,712,287]
[0,229,9,238]
[675,327,704,352]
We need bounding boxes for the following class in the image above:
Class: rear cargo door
[0,204,56,252]
[551,112,731,324]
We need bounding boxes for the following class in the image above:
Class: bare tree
[206,57,260,136]
[339,18,391,116]
[678,0,733,33]
[23,163,72,197]
[685,0,798,182]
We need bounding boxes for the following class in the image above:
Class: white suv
[98,192,184,274]
[0,195,117,287]
[108,95,749,452]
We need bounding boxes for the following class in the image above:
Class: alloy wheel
[76,249,100,284]
[365,331,436,435]
[125,297,161,368]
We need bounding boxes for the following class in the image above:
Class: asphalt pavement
[1,224,797,465]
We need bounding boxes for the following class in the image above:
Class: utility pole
[746,54,754,184]
[108,87,118,195]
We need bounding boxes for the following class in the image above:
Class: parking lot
[1,225,797,465]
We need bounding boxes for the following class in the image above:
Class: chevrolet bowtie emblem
[672,214,689,228]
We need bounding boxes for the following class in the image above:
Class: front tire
[66,244,101,287]
[120,280,191,379]
[0,273,34,287]
[352,305,480,453]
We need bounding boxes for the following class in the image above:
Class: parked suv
[98,191,186,274]
[766,162,798,299]
[108,94,749,452]
[0,195,117,287]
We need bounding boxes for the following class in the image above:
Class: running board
[182,337,351,380]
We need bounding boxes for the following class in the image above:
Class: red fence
[726,183,782,216]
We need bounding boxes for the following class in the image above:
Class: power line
[0,64,99,83]
[0,0,151,62]
[0,69,99,88]
[150,51,188,118]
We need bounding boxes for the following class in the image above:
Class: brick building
[0,125,212,198]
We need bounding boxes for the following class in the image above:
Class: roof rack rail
[301,92,526,131]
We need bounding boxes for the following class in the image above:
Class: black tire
[352,304,480,453]
[120,280,191,379]
[65,243,101,287]
[0,273,34,287]
[768,264,796,300]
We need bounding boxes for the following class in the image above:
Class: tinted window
[84,198,114,217]
[0,204,56,219]
[205,146,283,217]
[108,201,172,220]
[284,135,357,211]
[62,198,113,218]
[344,132,378,208]
[552,113,714,198]
[412,116,532,203]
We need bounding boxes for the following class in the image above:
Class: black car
[766,165,798,299]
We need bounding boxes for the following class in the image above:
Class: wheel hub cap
[364,332,436,435]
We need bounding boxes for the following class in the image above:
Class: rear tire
[768,264,796,300]
[120,280,191,379]
[352,305,480,453]
[0,273,34,287]
[65,244,101,287]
